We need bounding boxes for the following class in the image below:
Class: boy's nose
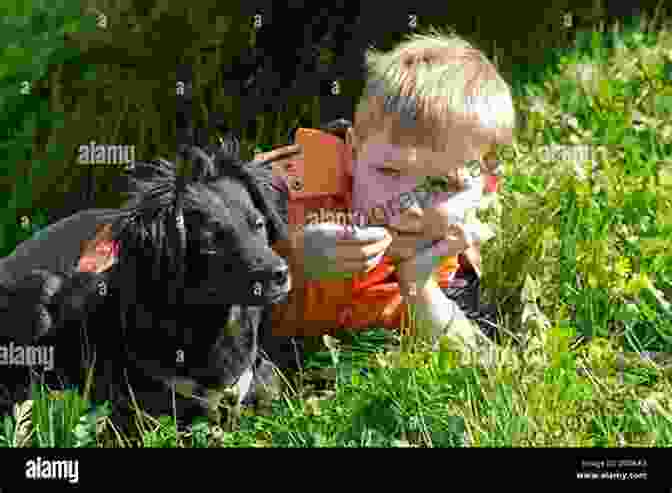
[402,203,423,218]
[393,204,424,232]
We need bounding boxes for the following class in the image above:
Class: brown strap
[253,144,302,163]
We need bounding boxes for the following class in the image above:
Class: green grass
[3,15,672,447]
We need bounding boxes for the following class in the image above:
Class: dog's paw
[52,271,109,322]
[15,269,66,304]
[0,270,66,342]
[242,358,282,412]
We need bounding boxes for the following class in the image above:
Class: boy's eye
[421,176,451,191]
[376,167,401,177]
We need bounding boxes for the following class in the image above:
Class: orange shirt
[269,130,461,336]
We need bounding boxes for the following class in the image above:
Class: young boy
[263,29,514,363]
[3,29,514,369]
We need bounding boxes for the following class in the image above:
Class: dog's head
[185,175,290,305]
[113,146,290,307]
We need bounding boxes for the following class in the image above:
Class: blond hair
[353,28,515,190]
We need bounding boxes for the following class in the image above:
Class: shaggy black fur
[0,145,291,427]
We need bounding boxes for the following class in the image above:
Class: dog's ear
[51,271,109,324]
[117,159,176,202]
[188,146,218,181]
[242,165,288,245]
[320,118,352,142]
[268,174,289,229]
[211,140,248,176]
[260,188,289,245]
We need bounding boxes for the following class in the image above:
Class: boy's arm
[260,145,310,335]
[462,241,481,278]
[395,224,484,348]
[270,232,335,336]
[265,138,348,336]
[269,236,302,335]
[400,277,482,349]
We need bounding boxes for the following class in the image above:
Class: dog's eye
[199,229,228,254]
[252,217,265,232]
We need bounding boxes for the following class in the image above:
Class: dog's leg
[257,306,304,371]
[214,364,253,431]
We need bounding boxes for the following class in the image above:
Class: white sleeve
[441,175,483,224]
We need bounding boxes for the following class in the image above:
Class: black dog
[0,145,291,428]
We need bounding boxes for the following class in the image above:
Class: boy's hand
[293,224,392,280]
[393,224,472,290]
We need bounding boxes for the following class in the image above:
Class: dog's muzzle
[218,262,290,306]
[198,256,291,305]
[248,262,291,304]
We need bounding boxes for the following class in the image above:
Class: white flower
[575,63,596,82]
[561,114,579,129]
[528,97,546,114]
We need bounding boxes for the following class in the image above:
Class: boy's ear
[346,127,358,165]
[463,243,481,279]
[345,127,356,148]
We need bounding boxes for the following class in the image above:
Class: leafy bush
[0,0,98,256]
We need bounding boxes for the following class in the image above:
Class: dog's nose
[270,264,288,286]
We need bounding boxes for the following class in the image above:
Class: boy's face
[349,123,492,259]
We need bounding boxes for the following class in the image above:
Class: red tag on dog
[78,239,118,273]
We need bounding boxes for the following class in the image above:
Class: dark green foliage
[0,0,97,256]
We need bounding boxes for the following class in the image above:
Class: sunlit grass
[2,15,672,448]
